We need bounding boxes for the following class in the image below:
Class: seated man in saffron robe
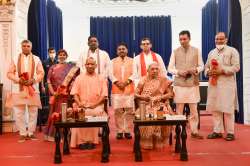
[70,57,108,150]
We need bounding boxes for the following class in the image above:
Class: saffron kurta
[70,73,108,147]
[110,56,135,109]
[6,54,44,108]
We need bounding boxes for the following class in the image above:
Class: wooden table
[133,118,188,161]
[54,120,110,164]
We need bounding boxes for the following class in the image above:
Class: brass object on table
[77,108,85,121]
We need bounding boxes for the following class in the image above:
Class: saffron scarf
[140,51,158,76]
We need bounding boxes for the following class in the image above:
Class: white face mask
[49,53,56,59]
[216,44,225,50]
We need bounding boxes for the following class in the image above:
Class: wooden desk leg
[101,125,109,163]
[175,124,181,153]
[134,124,142,162]
[63,128,70,155]
[180,123,188,161]
[169,131,173,145]
[107,124,111,154]
[54,127,62,164]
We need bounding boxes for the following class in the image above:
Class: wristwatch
[126,79,132,85]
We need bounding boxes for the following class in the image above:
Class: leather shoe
[116,133,123,139]
[207,132,223,139]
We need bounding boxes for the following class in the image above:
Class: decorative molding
[0,3,15,22]
[0,0,15,6]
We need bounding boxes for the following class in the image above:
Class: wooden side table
[133,119,188,161]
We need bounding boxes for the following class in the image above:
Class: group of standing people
[6,30,240,150]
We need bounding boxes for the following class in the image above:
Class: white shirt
[133,51,168,86]
[77,48,111,79]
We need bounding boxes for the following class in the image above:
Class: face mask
[49,53,56,58]
[216,45,225,50]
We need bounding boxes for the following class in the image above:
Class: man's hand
[208,69,224,76]
[41,85,46,93]
[115,81,126,90]
[177,70,188,77]
[187,68,198,75]
[25,79,35,86]
[19,78,26,85]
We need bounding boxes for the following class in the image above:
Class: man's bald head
[85,57,97,74]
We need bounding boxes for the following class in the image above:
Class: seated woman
[43,49,80,141]
[135,62,174,150]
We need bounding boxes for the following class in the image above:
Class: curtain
[201,0,218,80]
[134,16,172,66]
[28,0,47,61]
[47,0,63,52]
[90,16,134,59]
[228,0,244,124]
[218,0,229,35]
[90,16,172,64]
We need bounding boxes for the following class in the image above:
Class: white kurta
[77,48,111,79]
[205,45,240,114]
[168,47,204,103]
[133,52,167,86]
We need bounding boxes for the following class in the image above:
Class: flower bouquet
[19,72,35,98]
[209,59,219,86]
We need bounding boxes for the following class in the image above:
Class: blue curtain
[90,16,134,59]
[218,0,229,34]
[134,16,172,66]
[47,0,63,52]
[28,0,47,61]
[90,16,172,65]
[228,0,244,124]
[201,0,218,80]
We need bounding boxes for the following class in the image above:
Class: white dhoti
[13,105,38,136]
[174,86,200,134]
[70,105,107,148]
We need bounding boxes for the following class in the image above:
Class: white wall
[55,0,209,62]
[240,0,250,124]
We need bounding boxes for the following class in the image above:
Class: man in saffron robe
[70,57,108,149]
[133,37,167,86]
[6,40,44,142]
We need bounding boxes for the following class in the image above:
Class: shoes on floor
[225,133,235,141]
[124,133,132,139]
[18,135,26,143]
[116,133,123,140]
[191,133,204,139]
[207,132,223,139]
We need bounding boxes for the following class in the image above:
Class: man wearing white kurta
[6,40,44,142]
[205,32,240,141]
[168,31,204,139]
[77,36,110,79]
[133,38,167,86]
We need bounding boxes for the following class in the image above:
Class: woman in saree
[43,49,80,141]
[135,62,174,150]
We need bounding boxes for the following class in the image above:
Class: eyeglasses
[141,43,150,45]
